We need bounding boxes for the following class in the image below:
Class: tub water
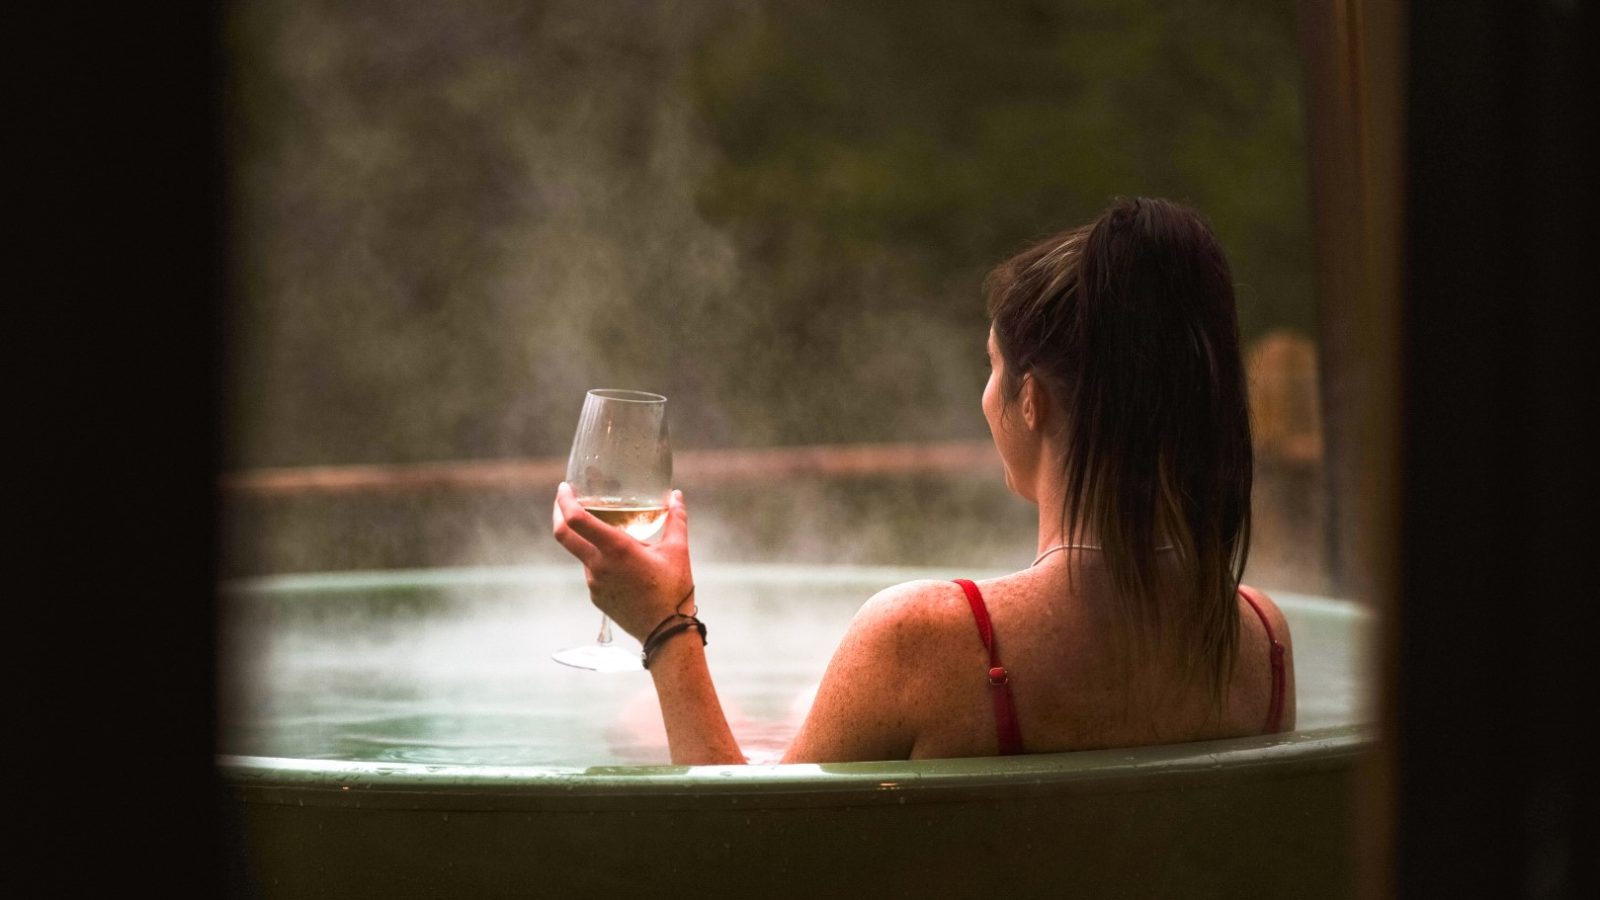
[218,564,1374,898]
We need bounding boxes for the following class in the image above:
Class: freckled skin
[552,331,1296,764]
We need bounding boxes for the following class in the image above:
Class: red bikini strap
[1240,589,1286,733]
[953,579,1023,755]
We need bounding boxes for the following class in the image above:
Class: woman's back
[854,563,1296,759]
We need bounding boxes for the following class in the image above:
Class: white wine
[581,501,668,542]
[556,388,671,672]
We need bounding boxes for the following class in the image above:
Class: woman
[552,196,1295,764]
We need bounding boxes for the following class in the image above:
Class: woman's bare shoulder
[859,578,967,614]
[845,579,970,647]
[782,579,968,762]
[1239,583,1293,646]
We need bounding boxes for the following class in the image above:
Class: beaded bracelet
[641,613,706,669]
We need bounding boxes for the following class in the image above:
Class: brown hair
[984,197,1253,698]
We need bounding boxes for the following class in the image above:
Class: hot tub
[218,564,1374,898]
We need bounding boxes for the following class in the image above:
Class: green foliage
[689,0,1313,332]
[672,0,1314,447]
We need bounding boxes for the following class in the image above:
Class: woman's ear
[1021,373,1046,432]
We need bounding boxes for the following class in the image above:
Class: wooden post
[1296,1,1406,897]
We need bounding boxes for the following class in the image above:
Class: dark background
[1397,0,1591,896]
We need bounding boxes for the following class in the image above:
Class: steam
[224,0,1326,591]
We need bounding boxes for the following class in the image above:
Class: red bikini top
[1241,587,1288,735]
[952,579,1287,756]
[953,578,1023,755]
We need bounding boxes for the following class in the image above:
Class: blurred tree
[227,0,1313,465]
[687,0,1313,444]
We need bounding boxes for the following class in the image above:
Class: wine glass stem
[596,613,614,647]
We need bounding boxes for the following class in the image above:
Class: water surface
[219,565,1370,767]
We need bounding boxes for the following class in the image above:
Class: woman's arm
[552,482,742,764]
[780,582,927,762]
[637,624,745,764]
[551,483,917,764]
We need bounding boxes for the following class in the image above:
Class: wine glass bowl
[553,389,672,672]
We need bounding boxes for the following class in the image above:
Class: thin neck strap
[1031,543,1175,567]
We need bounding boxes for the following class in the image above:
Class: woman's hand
[553,482,743,765]
[550,482,695,641]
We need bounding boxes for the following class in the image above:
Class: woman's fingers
[662,488,690,547]
[551,495,601,568]
[553,482,639,558]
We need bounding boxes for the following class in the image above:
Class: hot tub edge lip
[217,564,1368,619]
[218,724,1375,809]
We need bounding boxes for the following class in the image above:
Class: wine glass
[552,389,672,671]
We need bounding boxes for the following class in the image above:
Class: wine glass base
[552,642,643,672]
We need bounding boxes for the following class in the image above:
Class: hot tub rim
[218,723,1375,812]
[218,563,1369,620]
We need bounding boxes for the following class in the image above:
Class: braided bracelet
[641,613,706,669]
